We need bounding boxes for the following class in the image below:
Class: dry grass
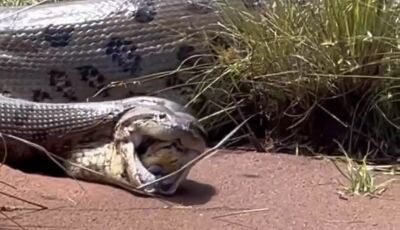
[331,141,396,195]
[185,0,400,162]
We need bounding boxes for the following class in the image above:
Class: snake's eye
[158,113,166,119]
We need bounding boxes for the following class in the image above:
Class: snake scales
[0,0,225,105]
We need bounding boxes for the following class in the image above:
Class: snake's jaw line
[132,151,157,193]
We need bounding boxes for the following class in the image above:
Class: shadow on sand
[163,179,217,206]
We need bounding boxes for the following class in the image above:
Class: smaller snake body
[0,95,206,195]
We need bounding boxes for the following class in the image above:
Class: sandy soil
[1,150,400,230]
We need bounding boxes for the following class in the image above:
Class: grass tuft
[188,0,400,160]
[332,141,395,196]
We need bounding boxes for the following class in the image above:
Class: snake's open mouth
[130,135,194,195]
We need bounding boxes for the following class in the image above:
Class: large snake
[0,0,223,195]
[0,0,227,105]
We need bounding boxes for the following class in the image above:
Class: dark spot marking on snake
[177,45,196,62]
[76,65,106,89]
[49,70,67,90]
[105,37,142,74]
[48,69,77,101]
[177,44,207,69]
[43,24,74,47]
[32,89,52,102]
[2,36,38,53]
[134,0,157,23]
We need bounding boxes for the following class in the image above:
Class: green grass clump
[188,0,400,160]
[332,142,395,196]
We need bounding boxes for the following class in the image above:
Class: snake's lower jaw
[129,153,181,195]
[131,152,158,193]
[138,170,190,196]
[132,156,197,195]
[133,163,190,195]
[153,148,204,195]
[157,170,191,195]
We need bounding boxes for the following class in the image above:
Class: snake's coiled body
[0,0,219,195]
[0,0,221,104]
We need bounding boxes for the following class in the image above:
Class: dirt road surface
[1,150,400,230]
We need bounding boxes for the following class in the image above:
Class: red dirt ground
[1,150,400,230]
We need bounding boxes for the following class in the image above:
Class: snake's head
[115,102,207,195]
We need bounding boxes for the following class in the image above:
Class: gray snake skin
[0,0,222,104]
[0,0,261,195]
[0,95,207,195]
